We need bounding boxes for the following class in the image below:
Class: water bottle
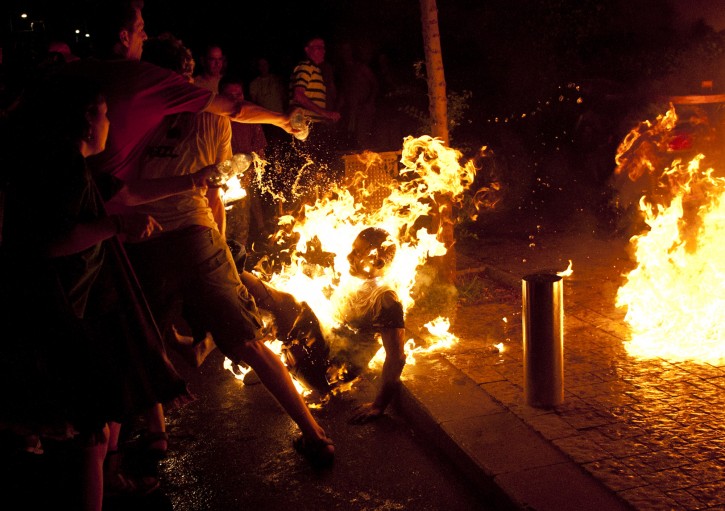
[290,109,310,142]
[207,153,253,187]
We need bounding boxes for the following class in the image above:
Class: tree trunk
[420,0,456,290]
[420,0,449,144]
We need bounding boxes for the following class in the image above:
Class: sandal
[292,434,335,468]
[130,431,168,479]
[139,430,168,460]
[104,451,160,498]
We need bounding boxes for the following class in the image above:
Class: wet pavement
[150,349,495,511]
[399,211,725,511]
[6,207,725,511]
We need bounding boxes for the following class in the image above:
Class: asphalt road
[0,342,496,510]
[115,348,496,511]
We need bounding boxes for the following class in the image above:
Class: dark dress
[0,143,189,441]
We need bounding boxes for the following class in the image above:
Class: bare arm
[349,326,406,424]
[206,186,226,238]
[47,216,121,257]
[55,167,217,255]
[373,327,406,411]
[293,87,341,122]
[47,214,162,257]
[205,95,294,134]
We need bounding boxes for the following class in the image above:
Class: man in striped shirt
[287,36,343,192]
[289,37,341,123]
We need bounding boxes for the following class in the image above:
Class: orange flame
[615,105,725,364]
[226,135,481,392]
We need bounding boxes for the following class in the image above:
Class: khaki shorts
[125,225,265,363]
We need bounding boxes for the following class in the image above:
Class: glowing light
[615,105,725,364]
[557,260,573,277]
[224,135,487,395]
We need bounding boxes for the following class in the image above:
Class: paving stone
[398,226,725,510]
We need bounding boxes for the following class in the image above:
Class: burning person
[180,226,406,422]
[237,227,406,423]
[330,226,407,423]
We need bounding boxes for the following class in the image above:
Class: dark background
[4,1,725,104]
[3,0,725,231]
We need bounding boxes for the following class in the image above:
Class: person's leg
[103,422,129,496]
[240,270,302,338]
[185,229,333,463]
[107,422,121,453]
[104,421,159,496]
[125,232,211,366]
[143,403,168,454]
[81,424,109,511]
[236,339,332,444]
[239,269,332,393]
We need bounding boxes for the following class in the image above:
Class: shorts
[125,225,265,363]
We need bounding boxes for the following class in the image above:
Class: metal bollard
[522,273,564,408]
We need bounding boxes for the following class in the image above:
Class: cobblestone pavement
[431,218,725,511]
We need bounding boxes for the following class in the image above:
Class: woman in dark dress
[0,73,213,509]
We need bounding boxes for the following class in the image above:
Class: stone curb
[394,265,635,511]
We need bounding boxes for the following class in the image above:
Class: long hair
[0,73,104,187]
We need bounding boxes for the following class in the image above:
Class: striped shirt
[289,59,326,120]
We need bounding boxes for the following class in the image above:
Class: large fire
[613,103,725,364]
[224,135,486,394]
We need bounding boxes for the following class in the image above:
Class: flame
[225,135,483,393]
[367,317,459,370]
[406,316,459,362]
[221,176,247,204]
[557,260,573,277]
[221,153,267,204]
[615,105,725,364]
[265,136,476,325]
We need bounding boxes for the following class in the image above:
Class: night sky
[2,0,725,126]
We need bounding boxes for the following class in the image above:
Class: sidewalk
[397,216,725,511]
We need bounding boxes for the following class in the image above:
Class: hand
[121,213,162,239]
[191,166,215,190]
[348,402,384,425]
[326,111,341,123]
[281,113,296,135]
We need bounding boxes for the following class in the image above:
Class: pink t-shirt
[68,58,214,181]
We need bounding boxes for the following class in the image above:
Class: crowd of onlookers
[0,2,415,509]
[0,15,420,157]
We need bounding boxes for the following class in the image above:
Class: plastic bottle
[207,153,253,187]
[290,109,310,142]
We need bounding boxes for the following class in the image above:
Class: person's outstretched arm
[292,86,340,123]
[205,96,295,134]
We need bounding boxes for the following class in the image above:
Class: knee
[231,338,270,366]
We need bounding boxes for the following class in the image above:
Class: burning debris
[611,102,725,365]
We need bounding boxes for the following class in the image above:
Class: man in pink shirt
[69,0,294,185]
[65,0,334,468]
